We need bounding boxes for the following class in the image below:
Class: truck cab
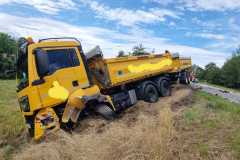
[16,38,113,139]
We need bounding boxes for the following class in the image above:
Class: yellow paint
[61,85,114,123]
[48,81,69,100]
[34,107,59,140]
[17,40,84,116]
[128,59,173,73]
[62,85,103,123]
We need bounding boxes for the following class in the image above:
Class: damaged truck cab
[16,37,192,140]
[17,38,114,140]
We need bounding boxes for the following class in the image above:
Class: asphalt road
[191,83,240,104]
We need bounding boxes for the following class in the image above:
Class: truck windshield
[16,43,29,91]
[37,49,80,77]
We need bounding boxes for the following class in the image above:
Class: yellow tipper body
[88,52,191,88]
[171,57,192,73]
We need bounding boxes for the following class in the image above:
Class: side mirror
[35,49,49,78]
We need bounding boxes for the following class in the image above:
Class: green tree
[0,32,17,79]
[117,50,127,57]
[192,64,205,80]
[204,63,222,85]
[131,44,149,56]
[233,45,240,56]
[222,48,240,88]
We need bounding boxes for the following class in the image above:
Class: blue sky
[0,0,239,67]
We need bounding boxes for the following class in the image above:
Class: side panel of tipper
[171,57,192,73]
[87,51,192,89]
[104,53,174,87]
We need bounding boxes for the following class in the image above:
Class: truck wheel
[179,72,190,85]
[143,84,159,103]
[159,79,171,97]
[95,104,116,120]
[25,116,34,137]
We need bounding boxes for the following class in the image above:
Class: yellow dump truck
[16,37,192,140]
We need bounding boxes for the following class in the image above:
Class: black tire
[158,79,171,97]
[179,72,190,85]
[95,104,116,120]
[61,120,75,132]
[143,83,159,103]
[25,116,34,137]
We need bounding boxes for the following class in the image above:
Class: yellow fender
[34,107,59,140]
[62,85,115,123]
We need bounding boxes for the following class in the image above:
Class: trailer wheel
[143,84,159,103]
[179,71,190,85]
[159,79,171,97]
[95,103,116,120]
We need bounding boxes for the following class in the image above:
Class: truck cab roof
[29,37,81,51]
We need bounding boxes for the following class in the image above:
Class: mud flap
[62,91,115,123]
[62,105,82,123]
[62,97,84,123]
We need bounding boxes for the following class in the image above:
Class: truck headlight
[19,96,30,112]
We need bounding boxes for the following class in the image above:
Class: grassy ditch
[0,80,25,159]
[173,91,240,159]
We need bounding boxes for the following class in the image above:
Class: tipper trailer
[16,37,192,140]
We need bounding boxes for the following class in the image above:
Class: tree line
[0,32,17,79]
[194,47,240,89]
[117,43,150,57]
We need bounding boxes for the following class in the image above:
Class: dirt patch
[0,149,4,160]
[12,85,193,160]
[170,92,194,112]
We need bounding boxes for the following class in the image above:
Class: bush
[204,63,223,85]
[222,54,240,88]
[0,32,17,79]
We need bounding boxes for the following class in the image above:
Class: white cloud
[229,17,240,33]
[181,0,240,11]
[206,17,240,52]
[144,0,240,11]
[199,33,225,40]
[143,0,175,6]
[169,21,176,26]
[191,17,222,30]
[0,13,228,67]
[187,32,225,40]
[0,0,76,14]
[80,0,180,27]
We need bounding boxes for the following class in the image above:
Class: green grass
[198,143,209,157]
[0,80,25,159]
[181,91,240,159]
[231,130,240,159]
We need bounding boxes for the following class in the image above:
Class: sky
[0,0,239,67]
